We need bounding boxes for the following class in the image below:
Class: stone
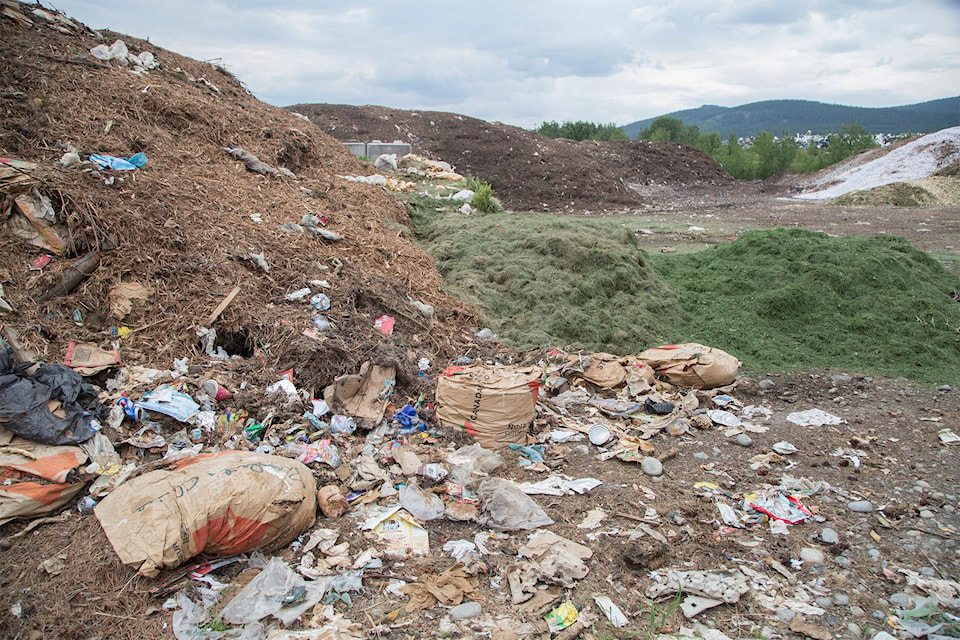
[759,379,775,390]
[873,633,899,640]
[920,567,936,577]
[938,385,952,392]
[831,374,853,383]
[835,594,850,606]
[848,501,874,513]
[919,509,935,519]
[867,548,881,560]
[835,556,852,567]
[846,623,862,638]
[850,606,865,616]
[776,608,796,622]
[889,592,912,609]
[450,601,482,620]
[821,527,840,544]
[735,434,753,447]
[800,547,826,564]
[641,457,663,476]
[815,596,834,608]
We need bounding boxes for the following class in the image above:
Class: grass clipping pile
[0,6,480,638]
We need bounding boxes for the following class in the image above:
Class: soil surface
[1,6,959,640]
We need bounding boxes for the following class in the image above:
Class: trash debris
[365,506,430,556]
[323,362,395,424]
[637,343,740,389]
[545,601,578,632]
[95,451,317,576]
[0,431,88,525]
[374,314,394,335]
[88,152,147,171]
[62,341,120,376]
[786,408,845,427]
[595,595,628,627]
[224,144,279,176]
[0,349,101,444]
[436,364,543,449]
[477,477,553,531]
[136,385,200,423]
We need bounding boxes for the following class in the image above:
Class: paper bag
[436,364,543,449]
[95,451,316,577]
[637,343,740,389]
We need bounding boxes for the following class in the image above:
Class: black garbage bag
[0,348,100,444]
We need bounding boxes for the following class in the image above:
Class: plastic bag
[447,444,502,487]
[399,478,445,521]
[220,556,330,626]
[0,349,100,445]
[477,477,553,531]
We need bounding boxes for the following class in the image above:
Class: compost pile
[288,103,734,213]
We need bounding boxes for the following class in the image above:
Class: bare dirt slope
[288,103,733,213]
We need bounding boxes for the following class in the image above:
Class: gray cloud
[45,0,960,128]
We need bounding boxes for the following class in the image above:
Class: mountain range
[621,97,960,138]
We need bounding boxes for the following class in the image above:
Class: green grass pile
[406,195,960,384]
[651,228,960,384]
[406,198,685,352]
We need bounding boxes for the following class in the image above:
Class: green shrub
[466,178,503,213]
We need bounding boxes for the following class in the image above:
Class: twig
[205,284,241,327]
[9,513,68,539]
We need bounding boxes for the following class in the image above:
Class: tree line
[534,116,881,180]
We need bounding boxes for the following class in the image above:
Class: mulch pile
[288,103,734,213]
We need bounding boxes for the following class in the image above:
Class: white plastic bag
[478,477,553,531]
[398,478,445,521]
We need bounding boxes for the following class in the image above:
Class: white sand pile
[796,126,960,200]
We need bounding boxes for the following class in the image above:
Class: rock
[846,623,862,638]
[850,606,865,616]
[759,379,775,390]
[641,457,663,476]
[449,601,482,620]
[889,593,912,609]
[937,385,952,392]
[919,509,935,519]
[920,567,936,577]
[800,547,825,564]
[848,501,874,513]
[835,556,852,567]
[831,374,853,383]
[867,549,881,560]
[835,594,850,606]
[735,434,753,447]
[821,527,840,544]
[815,597,833,608]
[873,633,898,640]
[776,608,796,622]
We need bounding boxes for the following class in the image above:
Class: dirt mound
[288,103,734,212]
[0,9,480,394]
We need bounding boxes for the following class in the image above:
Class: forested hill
[621,97,960,138]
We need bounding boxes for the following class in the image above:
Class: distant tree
[639,116,685,142]
[535,120,628,141]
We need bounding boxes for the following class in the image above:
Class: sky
[44,0,960,129]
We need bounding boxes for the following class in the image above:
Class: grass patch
[831,183,934,207]
[405,195,960,384]
[406,199,685,352]
[651,228,960,384]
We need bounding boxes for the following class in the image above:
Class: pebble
[867,549,881,560]
[944,505,956,514]
[641,457,663,476]
[835,594,850,606]
[874,633,899,640]
[920,567,936,577]
[848,501,874,512]
[938,385,952,392]
[846,623,862,638]
[776,608,796,622]
[693,452,710,460]
[815,596,834,608]
[919,509,935,519]
[800,547,826,564]
[835,556,852,567]
[449,601,482,620]
[832,374,853,383]
[759,379,775,390]
[735,434,753,447]
[821,527,840,544]
[889,593,912,609]
[850,606,865,616]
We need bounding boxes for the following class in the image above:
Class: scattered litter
[786,408,845,427]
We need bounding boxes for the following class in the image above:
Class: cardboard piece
[8,189,68,255]
[399,564,481,612]
[95,451,316,577]
[436,364,543,449]
[323,362,396,424]
[372,508,429,556]
[108,281,151,320]
[0,431,88,525]
[637,343,740,389]
[63,340,121,375]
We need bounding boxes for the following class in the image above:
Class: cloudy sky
[48,1,960,129]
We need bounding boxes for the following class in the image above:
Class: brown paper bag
[95,451,316,577]
[436,364,543,449]
[637,343,740,389]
